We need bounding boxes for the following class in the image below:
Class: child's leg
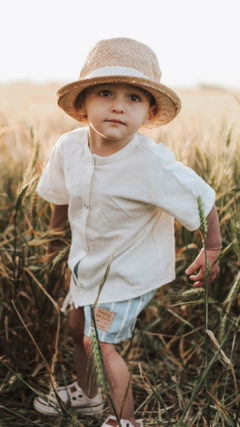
[69,307,97,398]
[33,307,102,416]
[83,335,138,427]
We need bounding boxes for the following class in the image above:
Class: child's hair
[75,86,157,112]
[150,94,157,107]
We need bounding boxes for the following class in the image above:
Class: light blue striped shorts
[83,288,157,344]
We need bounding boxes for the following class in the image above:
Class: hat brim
[57,75,181,128]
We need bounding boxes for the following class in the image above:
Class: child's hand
[185,248,220,287]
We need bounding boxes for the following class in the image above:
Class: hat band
[83,65,150,80]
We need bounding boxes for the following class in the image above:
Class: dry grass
[0,84,240,426]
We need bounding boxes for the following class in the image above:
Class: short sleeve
[36,135,70,205]
[154,154,216,231]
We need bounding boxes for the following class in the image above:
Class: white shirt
[36,127,215,307]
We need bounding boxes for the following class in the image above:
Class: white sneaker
[101,415,143,427]
[33,381,104,416]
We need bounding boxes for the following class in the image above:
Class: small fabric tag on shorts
[95,307,115,332]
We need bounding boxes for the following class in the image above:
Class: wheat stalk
[175,324,234,426]
[48,245,70,275]
[197,195,211,426]
[219,271,240,343]
[232,222,240,261]
[206,330,239,411]
[31,191,38,220]
[87,238,121,423]
[90,308,121,425]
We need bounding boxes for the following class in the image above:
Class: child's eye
[99,90,111,97]
[129,94,141,102]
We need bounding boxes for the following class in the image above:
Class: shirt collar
[83,128,139,164]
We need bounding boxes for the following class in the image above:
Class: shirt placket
[81,155,96,253]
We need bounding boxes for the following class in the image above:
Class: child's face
[77,83,157,141]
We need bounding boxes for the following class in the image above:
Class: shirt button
[84,203,89,209]
[94,159,96,165]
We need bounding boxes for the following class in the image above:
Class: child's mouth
[106,120,125,125]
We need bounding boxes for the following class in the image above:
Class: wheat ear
[197,195,210,426]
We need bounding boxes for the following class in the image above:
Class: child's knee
[100,341,115,358]
[83,334,92,353]
[69,307,85,341]
[100,342,117,367]
[83,334,115,358]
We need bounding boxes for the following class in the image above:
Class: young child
[34,38,221,427]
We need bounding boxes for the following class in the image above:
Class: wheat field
[0,83,240,426]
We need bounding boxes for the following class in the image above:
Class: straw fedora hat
[57,37,181,128]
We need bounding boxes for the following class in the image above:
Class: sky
[0,0,240,89]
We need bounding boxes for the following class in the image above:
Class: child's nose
[111,97,124,114]
[112,107,124,114]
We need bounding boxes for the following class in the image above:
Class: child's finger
[185,260,202,275]
[194,273,216,287]
[193,280,205,288]
[189,269,205,282]
[192,269,217,282]
[185,249,204,275]
[193,271,217,287]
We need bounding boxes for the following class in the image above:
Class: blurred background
[0,0,239,126]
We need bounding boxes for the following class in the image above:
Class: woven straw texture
[57,38,181,128]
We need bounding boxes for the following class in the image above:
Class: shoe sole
[33,397,104,416]
[76,403,104,415]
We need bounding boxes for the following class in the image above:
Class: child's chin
[102,130,126,140]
